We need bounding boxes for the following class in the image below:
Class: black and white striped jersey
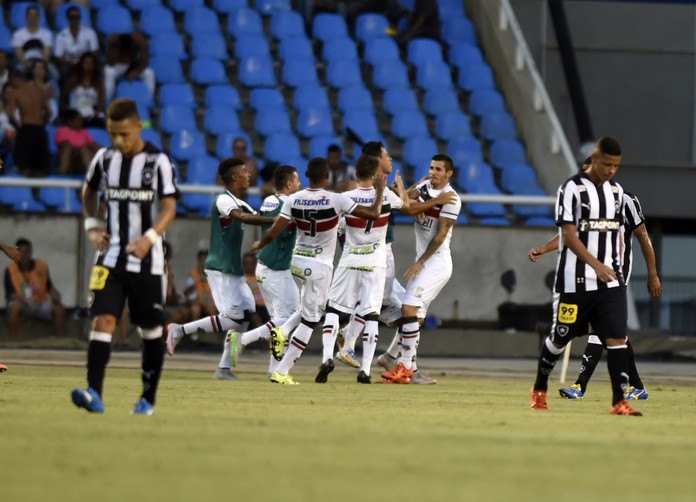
[554,173,624,293]
[85,142,180,275]
[621,192,646,283]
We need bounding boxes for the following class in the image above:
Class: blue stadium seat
[297,107,335,138]
[212,0,247,14]
[139,6,176,36]
[55,3,92,30]
[437,0,465,19]
[382,87,419,115]
[255,107,291,136]
[190,59,228,85]
[469,88,505,119]
[278,37,314,62]
[478,216,510,225]
[435,111,472,142]
[216,131,252,158]
[363,37,400,66]
[416,60,454,90]
[234,34,271,59]
[169,0,204,12]
[203,107,241,136]
[326,59,363,89]
[115,80,153,108]
[186,154,219,184]
[149,56,185,84]
[449,43,483,69]
[270,10,306,40]
[489,139,526,169]
[124,0,162,11]
[181,193,213,216]
[250,88,286,111]
[423,88,459,116]
[89,0,119,8]
[407,38,443,67]
[238,56,277,87]
[337,86,373,113]
[322,37,359,63]
[37,187,81,213]
[442,17,477,46]
[169,129,207,161]
[372,60,409,90]
[0,186,45,212]
[312,13,348,43]
[191,32,228,60]
[447,137,483,166]
[282,59,319,88]
[309,135,342,159]
[290,157,310,187]
[343,110,379,140]
[481,112,518,141]
[96,5,134,35]
[141,128,162,148]
[403,136,438,170]
[392,110,428,140]
[184,6,220,36]
[205,85,242,110]
[0,26,11,52]
[525,216,555,227]
[294,84,330,111]
[159,106,197,135]
[86,127,111,147]
[264,133,301,163]
[457,160,496,192]
[149,31,186,60]
[227,7,264,37]
[256,0,292,16]
[355,13,390,43]
[500,163,539,193]
[10,2,48,30]
[510,185,552,218]
[458,61,495,92]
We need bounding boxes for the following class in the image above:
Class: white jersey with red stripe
[413,181,461,258]
[279,187,357,267]
[340,186,403,268]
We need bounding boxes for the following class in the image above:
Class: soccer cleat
[610,400,643,416]
[315,358,335,383]
[380,362,413,384]
[165,323,184,356]
[270,371,299,385]
[624,386,648,400]
[71,387,104,413]
[558,384,584,399]
[529,389,548,410]
[336,329,345,351]
[410,370,437,385]
[269,326,286,361]
[226,330,243,367]
[131,398,154,416]
[376,353,398,371]
[357,370,371,384]
[0,363,7,372]
[335,347,360,369]
[212,368,238,380]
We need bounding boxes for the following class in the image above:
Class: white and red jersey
[279,188,357,267]
[340,186,403,267]
[413,181,461,258]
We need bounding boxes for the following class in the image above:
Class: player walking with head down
[71,98,179,415]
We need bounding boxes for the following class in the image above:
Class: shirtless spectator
[11,6,53,73]
[0,51,10,90]
[104,33,155,102]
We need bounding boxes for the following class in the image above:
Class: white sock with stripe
[322,312,339,363]
[360,320,379,375]
[344,315,365,350]
[277,322,313,375]
[183,315,240,336]
[399,320,420,370]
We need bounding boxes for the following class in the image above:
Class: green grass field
[2,364,696,502]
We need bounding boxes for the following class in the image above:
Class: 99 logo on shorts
[558,302,578,324]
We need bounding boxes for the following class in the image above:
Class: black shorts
[88,266,165,327]
[13,124,51,174]
[550,287,627,347]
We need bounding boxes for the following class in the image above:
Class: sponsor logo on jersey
[107,188,155,202]
[295,198,330,206]
[578,218,620,232]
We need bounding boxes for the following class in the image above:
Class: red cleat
[381,362,413,384]
[609,400,643,416]
[530,389,548,410]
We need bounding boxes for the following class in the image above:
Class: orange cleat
[609,400,643,416]
[0,363,7,372]
[380,362,413,384]
[529,389,548,410]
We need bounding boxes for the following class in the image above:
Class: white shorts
[379,279,405,325]
[402,254,453,318]
[256,262,299,319]
[328,265,387,317]
[11,298,54,321]
[382,243,396,305]
[290,257,332,323]
[205,269,255,320]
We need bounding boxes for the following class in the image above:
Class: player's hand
[528,247,544,262]
[393,170,406,194]
[373,170,386,190]
[593,263,617,283]
[434,191,458,205]
[125,235,152,259]
[414,212,425,224]
[404,260,424,281]
[647,273,662,299]
[250,240,262,253]
[87,228,110,250]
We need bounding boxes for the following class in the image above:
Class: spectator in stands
[61,53,105,128]
[0,51,10,90]
[4,238,66,339]
[326,143,357,192]
[54,108,99,175]
[231,137,259,187]
[12,6,55,76]
[5,69,51,177]
[104,33,155,103]
[394,0,440,45]
[169,249,219,329]
[28,59,58,123]
[53,5,99,82]
[0,82,16,154]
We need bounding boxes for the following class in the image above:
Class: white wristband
[144,228,159,245]
[84,217,101,232]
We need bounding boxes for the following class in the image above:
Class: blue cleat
[71,387,104,413]
[131,398,154,416]
[558,384,584,400]
[336,347,360,369]
[625,386,648,400]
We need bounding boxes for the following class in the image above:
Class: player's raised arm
[251,215,289,253]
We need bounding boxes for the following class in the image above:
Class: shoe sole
[165,324,176,356]
[335,351,360,369]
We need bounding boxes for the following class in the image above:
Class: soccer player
[165,158,274,380]
[381,154,462,384]
[529,189,661,400]
[250,157,386,384]
[71,98,179,415]
[529,137,643,416]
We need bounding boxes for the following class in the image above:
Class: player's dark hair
[218,157,245,182]
[432,154,454,172]
[15,237,31,247]
[597,137,621,157]
[306,157,329,183]
[107,98,139,121]
[355,155,379,181]
[361,141,384,158]
[274,165,297,191]
[327,144,342,154]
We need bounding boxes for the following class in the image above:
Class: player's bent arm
[229,209,274,226]
[82,183,111,249]
[351,183,385,220]
[634,224,662,298]
[1,242,22,264]
[560,224,616,282]
[528,233,559,262]
[253,216,290,251]
[151,196,177,235]
[419,217,455,265]
[81,183,100,219]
